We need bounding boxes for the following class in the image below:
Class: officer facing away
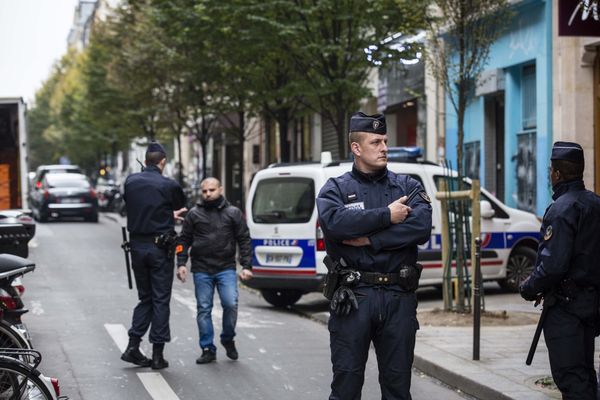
[520,141,600,399]
[316,112,432,400]
[121,141,187,370]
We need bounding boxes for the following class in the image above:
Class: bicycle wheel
[0,357,54,400]
[0,321,30,350]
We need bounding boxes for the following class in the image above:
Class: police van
[244,150,541,307]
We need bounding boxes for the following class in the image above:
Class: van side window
[433,176,509,219]
[252,178,315,223]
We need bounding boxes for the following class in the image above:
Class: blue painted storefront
[445,0,552,216]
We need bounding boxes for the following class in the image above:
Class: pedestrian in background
[175,177,253,364]
[520,141,600,399]
[120,141,187,370]
[316,112,432,399]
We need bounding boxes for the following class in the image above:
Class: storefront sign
[559,0,600,37]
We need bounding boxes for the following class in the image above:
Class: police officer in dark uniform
[520,141,600,399]
[316,112,432,400]
[120,141,187,370]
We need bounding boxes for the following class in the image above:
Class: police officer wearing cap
[120,141,187,370]
[520,141,600,399]
[316,112,432,399]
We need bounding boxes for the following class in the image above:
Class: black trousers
[328,285,419,400]
[128,240,174,344]
[543,289,598,400]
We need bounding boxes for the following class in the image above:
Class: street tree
[425,0,512,181]
[425,0,513,311]
[288,0,428,158]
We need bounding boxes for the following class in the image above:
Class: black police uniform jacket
[522,179,600,294]
[316,165,432,273]
[124,164,186,235]
[176,196,252,275]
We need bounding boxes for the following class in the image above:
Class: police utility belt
[322,256,422,300]
[130,232,177,251]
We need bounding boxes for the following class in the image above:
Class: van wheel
[261,289,303,308]
[498,246,537,292]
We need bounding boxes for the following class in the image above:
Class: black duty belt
[360,271,400,285]
[130,233,158,243]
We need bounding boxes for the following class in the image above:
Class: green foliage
[28,0,429,170]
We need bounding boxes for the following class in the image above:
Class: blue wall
[445,0,552,215]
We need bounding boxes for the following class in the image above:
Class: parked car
[29,173,98,223]
[0,224,31,258]
[0,209,36,239]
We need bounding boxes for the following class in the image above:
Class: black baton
[526,294,555,365]
[121,226,133,290]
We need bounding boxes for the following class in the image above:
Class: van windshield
[252,178,315,223]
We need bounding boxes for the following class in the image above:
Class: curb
[412,355,512,400]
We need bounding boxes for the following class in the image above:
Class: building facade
[440,0,553,216]
[552,0,600,194]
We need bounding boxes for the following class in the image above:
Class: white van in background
[244,152,541,307]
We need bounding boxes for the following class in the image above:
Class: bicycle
[0,348,66,399]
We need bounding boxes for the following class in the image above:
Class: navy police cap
[349,112,386,135]
[551,141,584,164]
[146,141,166,155]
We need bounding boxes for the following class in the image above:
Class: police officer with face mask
[316,112,432,400]
[520,141,600,399]
[120,141,187,370]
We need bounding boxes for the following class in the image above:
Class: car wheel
[38,212,48,223]
[86,212,99,223]
[260,289,303,308]
[498,246,537,292]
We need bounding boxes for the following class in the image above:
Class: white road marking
[258,348,267,354]
[29,300,44,316]
[272,364,282,371]
[105,324,180,399]
[246,333,256,340]
[137,372,181,400]
[104,323,130,353]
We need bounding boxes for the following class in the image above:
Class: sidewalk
[413,318,561,400]
[306,302,595,400]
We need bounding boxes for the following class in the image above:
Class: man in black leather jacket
[175,177,252,364]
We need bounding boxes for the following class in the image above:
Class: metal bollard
[473,237,482,360]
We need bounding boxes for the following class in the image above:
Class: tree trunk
[238,110,246,208]
[336,108,348,160]
[278,113,290,163]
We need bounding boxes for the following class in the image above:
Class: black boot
[151,343,169,370]
[222,340,238,360]
[196,348,216,364]
[121,337,151,367]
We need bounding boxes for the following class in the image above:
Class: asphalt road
[22,214,474,400]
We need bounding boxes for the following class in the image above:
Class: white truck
[0,98,29,210]
[0,98,33,257]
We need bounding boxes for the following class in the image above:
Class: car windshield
[252,178,315,223]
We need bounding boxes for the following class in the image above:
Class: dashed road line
[137,372,180,400]
[105,323,180,399]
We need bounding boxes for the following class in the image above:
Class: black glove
[519,278,538,302]
[330,286,358,316]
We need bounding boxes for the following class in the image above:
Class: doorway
[484,94,505,201]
